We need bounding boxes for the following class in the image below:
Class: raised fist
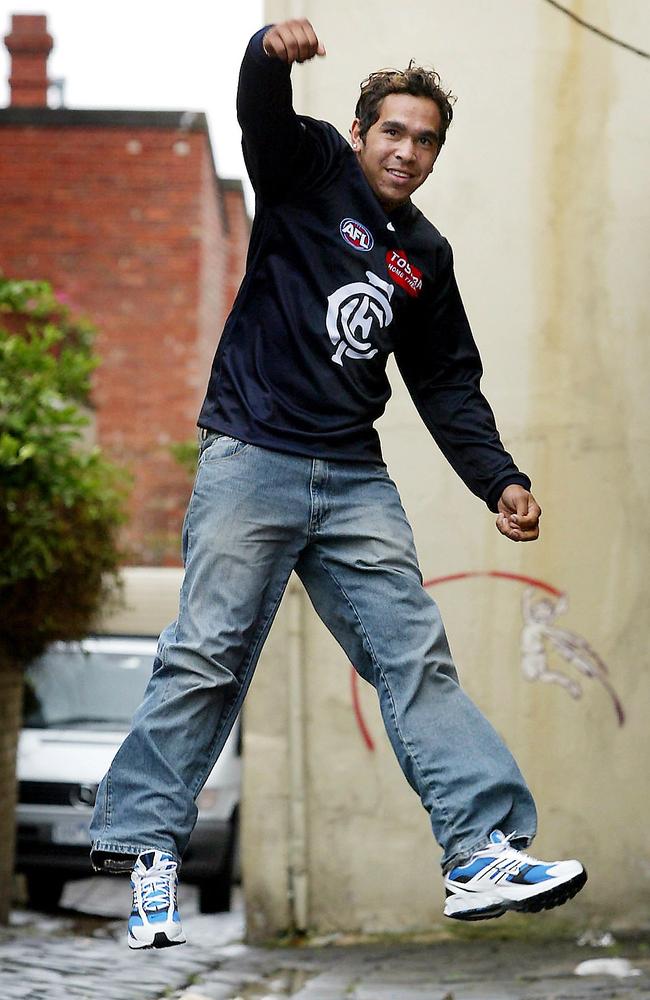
[262,19,326,65]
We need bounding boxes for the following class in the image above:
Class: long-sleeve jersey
[198,28,531,512]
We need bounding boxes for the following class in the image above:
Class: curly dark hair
[355,62,455,147]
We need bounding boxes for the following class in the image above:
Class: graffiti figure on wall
[350,570,625,751]
[520,588,625,726]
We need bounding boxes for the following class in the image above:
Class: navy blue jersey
[198,28,530,512]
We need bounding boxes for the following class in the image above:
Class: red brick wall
[0,120,248,565]
[223,181,251,311]
[195,148,229,400]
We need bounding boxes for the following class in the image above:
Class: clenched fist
[262,19,326,64]
[496,485,542,542]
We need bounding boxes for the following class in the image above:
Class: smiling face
[351,92,442,212]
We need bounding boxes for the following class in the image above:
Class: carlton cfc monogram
[326,271,394,366]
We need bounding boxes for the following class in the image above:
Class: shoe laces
[489,831,543,869]
[133,857,177,913]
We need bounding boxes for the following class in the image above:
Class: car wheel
[25,871,66,912]
[198,813,238,914]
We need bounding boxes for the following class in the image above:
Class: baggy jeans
[90,432,537,872]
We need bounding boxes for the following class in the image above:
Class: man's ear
[350,118,362,150]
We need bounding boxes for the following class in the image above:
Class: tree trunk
[0,657,23,925]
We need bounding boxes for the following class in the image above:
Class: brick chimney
[4,14,53,107]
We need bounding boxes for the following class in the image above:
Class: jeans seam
[180,489,197,635]
[314,552,456,846]
[105,772,112,831]
[307,459,320,539]
[188,575,292,798]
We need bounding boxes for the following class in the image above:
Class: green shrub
[0,278,129,663]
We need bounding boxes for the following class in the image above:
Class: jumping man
[90,19,586,949]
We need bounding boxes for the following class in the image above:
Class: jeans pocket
[199,432,250,464]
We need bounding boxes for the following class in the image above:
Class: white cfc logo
[326,271,394,367]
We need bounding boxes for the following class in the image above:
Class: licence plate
[51,819,91,846]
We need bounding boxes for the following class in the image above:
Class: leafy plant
[0,278,129,663]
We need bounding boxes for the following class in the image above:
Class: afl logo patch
[340,218,374,252]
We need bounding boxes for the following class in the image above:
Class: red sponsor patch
[386,249,423,297]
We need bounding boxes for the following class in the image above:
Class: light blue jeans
[90,432,536,872]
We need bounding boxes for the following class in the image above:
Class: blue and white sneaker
[443,830,587,921]
[128,850,186,949]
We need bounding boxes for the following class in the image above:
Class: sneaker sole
[445,868,587,922]
[446,902,507,922]
[128,931,186,950]
[508,867,588,913]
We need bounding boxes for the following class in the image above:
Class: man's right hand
[262,19,326,64]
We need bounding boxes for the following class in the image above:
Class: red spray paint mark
[351,571,565,751]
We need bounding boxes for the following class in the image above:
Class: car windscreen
[23,643,154,730]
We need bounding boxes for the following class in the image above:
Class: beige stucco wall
[242,0,649,938]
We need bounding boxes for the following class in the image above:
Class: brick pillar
[0,662,22,924]
[4,14,53,108]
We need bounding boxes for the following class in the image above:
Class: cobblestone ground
[0,877,244,1000]
[172,937,650,1000]
[1,878,649,1000]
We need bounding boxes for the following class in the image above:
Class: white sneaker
[443,830,587,921]
[127,850,186,949]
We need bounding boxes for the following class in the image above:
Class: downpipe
[287,578,308,933]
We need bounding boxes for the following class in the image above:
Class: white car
[15,570,241,913]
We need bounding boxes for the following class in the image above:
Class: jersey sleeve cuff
[248,25,276,64]
[486,474,532,513]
